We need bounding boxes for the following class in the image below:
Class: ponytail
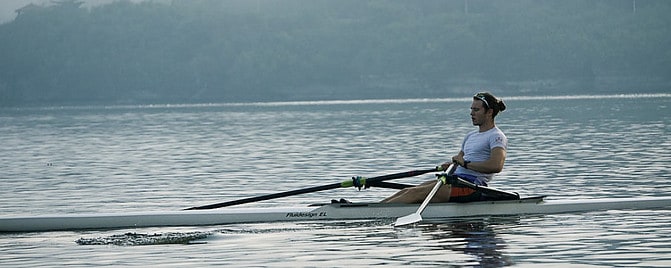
[474,92,505,118]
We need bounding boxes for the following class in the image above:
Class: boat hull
[1,196,670,232]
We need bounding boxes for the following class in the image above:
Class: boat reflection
[413,216,519,267]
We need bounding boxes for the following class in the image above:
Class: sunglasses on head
[474,93,490,109]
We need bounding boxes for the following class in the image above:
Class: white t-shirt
[454,127,507,183]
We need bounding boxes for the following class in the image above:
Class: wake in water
[76,231,211,246]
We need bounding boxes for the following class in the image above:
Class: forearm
[462,159,504,173]
[456,148,506,173]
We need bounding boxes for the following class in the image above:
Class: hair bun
[497,99,506,112]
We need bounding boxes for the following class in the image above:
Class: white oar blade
[394,212,422,227]
[393,164,456,227]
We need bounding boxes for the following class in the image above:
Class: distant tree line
[0,0,669,106]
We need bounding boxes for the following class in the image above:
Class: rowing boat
[2,196,670,232]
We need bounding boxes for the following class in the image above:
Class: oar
[367,181,414,190]
[394,163,457,226]
[185,166,443,210]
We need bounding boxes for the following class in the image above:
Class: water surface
[1,94,670,267]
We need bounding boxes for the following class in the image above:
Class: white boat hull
[1,196,670,232]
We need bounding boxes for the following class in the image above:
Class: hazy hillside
[1,0,669,106]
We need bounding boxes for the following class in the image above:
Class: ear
[486,107,495,117]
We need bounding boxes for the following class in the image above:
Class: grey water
[1,94,670,267]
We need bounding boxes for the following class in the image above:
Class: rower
[382,92,508,204]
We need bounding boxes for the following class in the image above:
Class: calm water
[1,94,670,267]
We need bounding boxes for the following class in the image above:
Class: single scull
[2,196,671,232]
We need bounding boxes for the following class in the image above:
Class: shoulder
[492,126,506,134]
[488,127,507,148]
[488,127,506,138]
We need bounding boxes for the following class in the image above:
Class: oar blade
[393,163,457,227]
[394,213,422,227]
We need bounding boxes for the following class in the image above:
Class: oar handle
[347,166,443,190]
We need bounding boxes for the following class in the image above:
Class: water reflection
[412,216,519,267]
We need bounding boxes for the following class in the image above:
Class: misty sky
[0,0,143,23]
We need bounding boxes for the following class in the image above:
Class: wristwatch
[463,160,471,169]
